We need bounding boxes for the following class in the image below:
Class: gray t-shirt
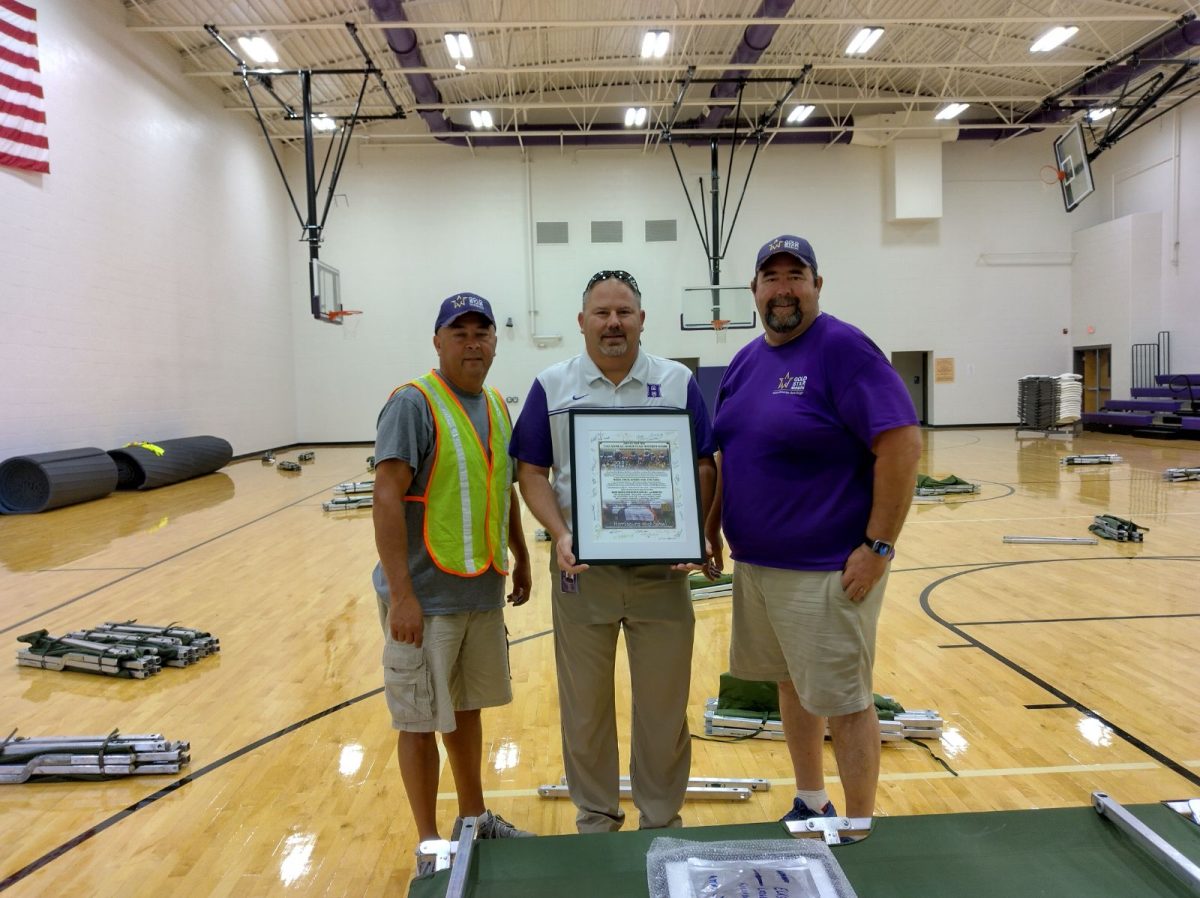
[371,373,507,614]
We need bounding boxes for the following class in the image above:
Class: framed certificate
[568,409,705,565]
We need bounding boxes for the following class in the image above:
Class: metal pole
[301,71,321,318]
[709,138,721,320]
[1093,792,1200,895]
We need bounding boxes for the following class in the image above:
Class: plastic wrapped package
[646,837,858,898]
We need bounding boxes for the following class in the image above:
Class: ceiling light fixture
[1087,107,1115,121]
[444,32,474,61]
[641,30,670,59]
[310,113,337,132]
[1030,25,1078,53]
[624,107,648,127]
[469,110,494,129]
[786,104,815,124]
[934,102,969,120]
[237,35,278,64]
[845,26,884,55]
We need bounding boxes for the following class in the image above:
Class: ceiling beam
[128,15,1178,34]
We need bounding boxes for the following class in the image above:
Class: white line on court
[442,760,1167,801]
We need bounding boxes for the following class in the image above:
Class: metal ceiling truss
[205,21,405,317]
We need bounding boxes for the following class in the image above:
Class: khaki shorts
[728,562,886,718]
[376,597,511,732]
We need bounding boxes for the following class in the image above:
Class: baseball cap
[754,235,818,276]
[434,292,496,332]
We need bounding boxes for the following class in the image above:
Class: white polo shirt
[509,349,716,527]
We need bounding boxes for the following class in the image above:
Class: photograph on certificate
[568,409,703,564]
[598,441,676,530]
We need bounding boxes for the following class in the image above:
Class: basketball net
[712,318,730,344]
[325,309,363,339]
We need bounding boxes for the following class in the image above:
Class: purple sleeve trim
[686,378,718,457]
[509,378,554,467]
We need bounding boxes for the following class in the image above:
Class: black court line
[0,688,383,892]
[0,480,348,638]
[1026,703,1072,710]
[938,644,976,649]
[919,555,1200,790]
[930,479,1017,505]
[955,611,1200,626]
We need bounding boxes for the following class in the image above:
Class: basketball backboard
[1053,123,1095,213]
[680,285,757,331]
[312,259,342,323]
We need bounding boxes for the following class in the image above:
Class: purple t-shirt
[713,312,917,571]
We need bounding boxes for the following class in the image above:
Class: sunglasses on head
[586,270,640,295]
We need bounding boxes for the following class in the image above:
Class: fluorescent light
[624,107,648,127]
[480,110,493,128]
[1030,25,1078,53]
[786,104,815,124]
[469,110,494,129]
[642,30,670,59]
[1088,107,1115,121]
[845,26,884,55]
[237,36,278,64]
[311,114,337,132]
[934,102,969,120]
[444,32,473,60]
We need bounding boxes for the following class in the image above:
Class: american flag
[0,0,48,174]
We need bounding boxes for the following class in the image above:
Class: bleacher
[1082,373,1200,439]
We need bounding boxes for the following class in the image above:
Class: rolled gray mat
[107,436,233,490]
[0,448,119,514]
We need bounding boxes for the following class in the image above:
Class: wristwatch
[864,537,895,558]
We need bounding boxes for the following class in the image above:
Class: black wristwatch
[864,537,894,558]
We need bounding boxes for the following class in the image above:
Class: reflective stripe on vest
[406,372,512,576]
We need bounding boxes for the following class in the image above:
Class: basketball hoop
[1040,164,1066,186]
[712,318,731,344]
[324,309,362,323]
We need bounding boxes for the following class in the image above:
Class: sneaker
[413,849,438,879]
[780,798,838,823]
[452,809,536,840]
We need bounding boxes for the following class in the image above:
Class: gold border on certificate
[568,409,704,564]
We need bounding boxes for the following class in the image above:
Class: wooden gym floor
[1,428,1198,895]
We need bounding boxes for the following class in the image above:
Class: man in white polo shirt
[511,269,717,833]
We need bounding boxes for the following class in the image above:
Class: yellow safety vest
[401,371,512,577]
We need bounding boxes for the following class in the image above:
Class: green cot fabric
[916,473,972,488]
[689,572,733,589]
[407,804,1200,898]
[715,673,778,714]
[717,674,906,721]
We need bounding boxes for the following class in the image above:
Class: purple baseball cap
[434,292,496,332]
[755,235,818,276]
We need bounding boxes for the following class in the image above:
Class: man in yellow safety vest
[371,292,534,877]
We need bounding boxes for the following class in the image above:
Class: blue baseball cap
[434,292,496,332]
[755,235,818,276]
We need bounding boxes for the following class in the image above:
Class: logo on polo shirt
[647,383,661,398]
[774,371,807,395]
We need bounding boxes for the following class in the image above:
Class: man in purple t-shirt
[706,235,922,823]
